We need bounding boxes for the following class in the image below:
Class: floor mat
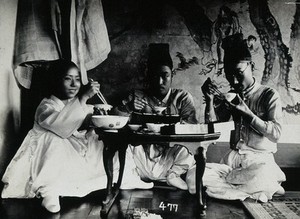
[242,191,300,219]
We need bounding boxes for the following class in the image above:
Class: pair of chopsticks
[207,78,226,100]
[211,86,225,100]
[88,78,108,104]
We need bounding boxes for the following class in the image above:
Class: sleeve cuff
[250,115,266,135]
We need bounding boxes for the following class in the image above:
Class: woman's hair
[45,59,80,98]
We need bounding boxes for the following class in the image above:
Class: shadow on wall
[19,63,54,141]
[0,64,50,191]
[20,89,43,143]
[0,110,20,191]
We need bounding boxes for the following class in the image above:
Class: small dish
[224,93,236,102]
[224,93,239,105]
[146,123,166,133]
[128,124,143,131]
[153,106,167,115]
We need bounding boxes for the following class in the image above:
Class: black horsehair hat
[222,33,252,64]
[147,43,173,70]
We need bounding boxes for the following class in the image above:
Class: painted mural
[91,0,300,124]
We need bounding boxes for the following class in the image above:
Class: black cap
[222,33,252,64]
[147,43,173,70]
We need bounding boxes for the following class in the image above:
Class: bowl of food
[93,104,113,115]
[153,106,167,115]
[91,115,129,129]
[146,123,166,133]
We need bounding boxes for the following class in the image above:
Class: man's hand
[133,97,152,113]
[201,78,218,102]
[227,95,254,122]
[133,97,146,111]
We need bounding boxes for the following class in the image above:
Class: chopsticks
[96,91,108,104]
[206,77,226,100]
[211,86,225,100]
[207,78,226,100]
[133,95,156,112]
[88,78,108,104]
[133,94,163,114]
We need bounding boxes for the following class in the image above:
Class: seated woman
[1,59,146,213]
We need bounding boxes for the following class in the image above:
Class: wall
[0,0,20,177]
[90,0,300,125]
[91,0,300,166]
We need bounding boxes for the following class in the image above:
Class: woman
[1,60,119,213]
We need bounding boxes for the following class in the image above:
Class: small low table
[95,128,220,217]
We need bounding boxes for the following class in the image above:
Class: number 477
[159,202,178,212]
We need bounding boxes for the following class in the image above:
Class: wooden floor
[0,187,251,219]
[1,168,299,219]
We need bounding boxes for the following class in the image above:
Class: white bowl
[224,93,241,105]
[128,124,143,131]
[146,123,166,133]
[153,106,167,115]
[224,93,237,102]
[92,115,129,129]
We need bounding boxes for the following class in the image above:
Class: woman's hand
[80,81,100,104]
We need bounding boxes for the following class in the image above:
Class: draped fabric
[14,0,111,88]
[203,154,286,202]
[129,144,196,182]
[13,0,59,67]
[69,0,111,84]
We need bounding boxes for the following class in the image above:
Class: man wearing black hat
[201,34,285,201]
[115,43,198,192]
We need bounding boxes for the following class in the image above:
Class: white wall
[0,0,20,175]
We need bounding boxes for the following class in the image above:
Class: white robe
[203,151,286,202]
[1,95,119,199]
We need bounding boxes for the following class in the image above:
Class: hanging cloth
[13,0,60,88]
[70,0,111,85]
[13,0,111,88]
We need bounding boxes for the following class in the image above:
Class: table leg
[101,137,128,215]
[116,145,127,188]
[102,143,115,206]
[195,147,207,217]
